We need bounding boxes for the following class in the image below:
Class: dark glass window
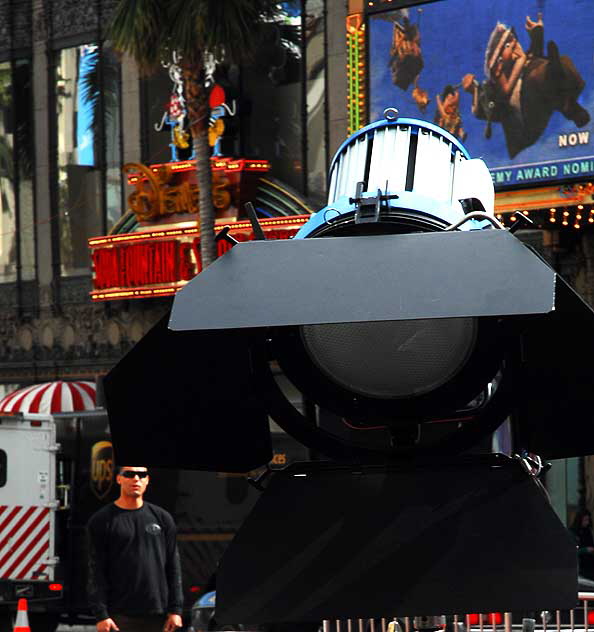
[55,43,122,276]
[0,449,6,487]
[239,0,327,199]
[242,1,305,193]
[0,59,35,283]
[0,61,18,282]
[144,67,179,165]
[104,44,123,231]
[15,59,35,281]
[306,0,327,205]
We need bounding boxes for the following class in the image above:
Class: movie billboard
[368,0,594,189]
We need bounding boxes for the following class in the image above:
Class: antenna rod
[245,202,267,241]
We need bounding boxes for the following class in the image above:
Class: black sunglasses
[120,471,149,479]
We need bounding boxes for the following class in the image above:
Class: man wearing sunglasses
[87,466,183,632]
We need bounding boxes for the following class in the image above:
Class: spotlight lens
[301,318,477,399]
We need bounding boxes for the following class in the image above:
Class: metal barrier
[322,593,594,632]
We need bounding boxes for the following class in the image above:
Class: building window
[239,1,327,200]
[0,61,17,283]
[0,449,6,487]
[55,43,122,277]
[241,1,305,194]
[0,58,35,284]
[143,67,177,166]
[104,44,123,232]
[306,0,327,205]
[15,60,36,282]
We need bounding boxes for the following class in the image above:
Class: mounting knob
[384,107,399,121]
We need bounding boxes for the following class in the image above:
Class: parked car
[190,588,319,632]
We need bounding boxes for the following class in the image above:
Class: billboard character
[412,78,430,113]
[389,15,423,91]
[462,14,590,158]
[434,84,466,141]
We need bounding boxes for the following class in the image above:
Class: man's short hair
[115,465,148,475]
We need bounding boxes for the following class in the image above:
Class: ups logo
[91,441,114,500]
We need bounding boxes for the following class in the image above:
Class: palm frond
[79,47,121,143]
[166,0,282,66]
[79,47,100,125]
[164,1,202,67]
[108,0,167,74]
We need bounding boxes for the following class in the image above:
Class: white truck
[0,410,109,632]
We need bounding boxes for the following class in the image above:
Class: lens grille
[301,318,477,399]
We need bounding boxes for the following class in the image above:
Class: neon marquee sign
[89,216,308,302]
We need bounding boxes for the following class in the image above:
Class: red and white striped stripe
[0,505,51,580]
[0,381,96,415]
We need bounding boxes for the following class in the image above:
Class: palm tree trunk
[183,61,216,269]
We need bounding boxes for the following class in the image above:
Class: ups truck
[0,409,306,632]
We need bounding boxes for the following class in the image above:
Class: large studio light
[104,112,594,622]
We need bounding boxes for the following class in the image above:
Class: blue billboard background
[369,0,594,189]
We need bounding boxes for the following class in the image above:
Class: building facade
[0,0,347,388]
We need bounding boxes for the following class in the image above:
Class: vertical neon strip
[347,29,359,134]
[346,15,366,135]
[357,27,366,129]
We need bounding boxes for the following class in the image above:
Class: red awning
[0,381,96,415]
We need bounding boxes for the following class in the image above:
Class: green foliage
[108,0,166,74]
[108,0,282,72]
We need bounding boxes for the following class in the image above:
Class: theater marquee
[89,216,308,302]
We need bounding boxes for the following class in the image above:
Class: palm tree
[108,0,281,268]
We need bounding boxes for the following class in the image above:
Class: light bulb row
[495,205,594,230]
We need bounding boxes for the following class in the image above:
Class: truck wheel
[29,613,60,632]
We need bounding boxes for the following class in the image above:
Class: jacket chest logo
[145,523,162,535]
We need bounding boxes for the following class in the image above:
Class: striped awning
[0,381,96,415]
